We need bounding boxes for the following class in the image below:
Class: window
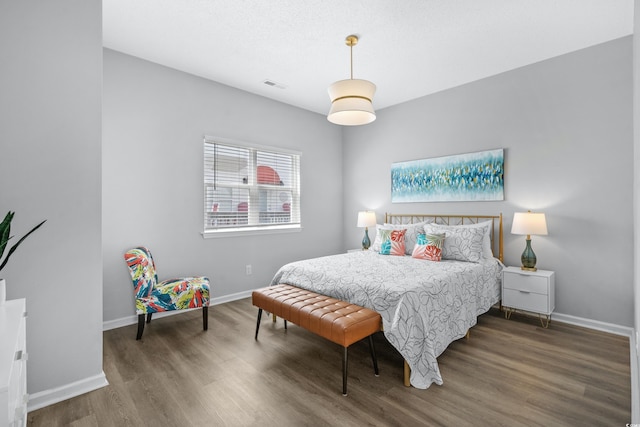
[203,137,301,235]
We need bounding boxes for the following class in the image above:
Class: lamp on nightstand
[357,211,376,250]
[511,211,548,271]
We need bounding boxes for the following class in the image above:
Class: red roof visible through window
[257,165,282,185]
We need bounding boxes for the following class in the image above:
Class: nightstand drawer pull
[518,290,531,294]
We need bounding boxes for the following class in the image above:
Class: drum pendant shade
[327,35,376,126]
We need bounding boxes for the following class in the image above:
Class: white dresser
[0,299,27,427]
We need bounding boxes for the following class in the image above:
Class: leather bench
[252,284,382,395]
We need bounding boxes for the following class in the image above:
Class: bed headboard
[384,213,503,262]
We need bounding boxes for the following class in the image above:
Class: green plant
[0,211,46,273]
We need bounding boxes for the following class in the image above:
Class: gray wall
[103,49,343,323]
[0,1,104,397]
[342,37,634,327]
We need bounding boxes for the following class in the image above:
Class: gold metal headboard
[384,213,504,262]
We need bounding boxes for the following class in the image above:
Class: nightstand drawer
[503,271,548,294]
[503,288,550,314]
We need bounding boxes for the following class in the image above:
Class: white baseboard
[102,289,253,331]
[28,371,109,413]
[104,292,635,336]
[551,312,634,337]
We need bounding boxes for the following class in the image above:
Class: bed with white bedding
[269,213,504,389]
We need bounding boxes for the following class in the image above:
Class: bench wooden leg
[342,346,349,396]
[255,308,263,340]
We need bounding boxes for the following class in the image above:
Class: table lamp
[511,211,548,271]
[357,211,376,250]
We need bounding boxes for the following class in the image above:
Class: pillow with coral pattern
[378,228,406,256]
[412,233,446,261]
[380,221,427,255]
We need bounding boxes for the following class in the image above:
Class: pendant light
[327,35,376,126]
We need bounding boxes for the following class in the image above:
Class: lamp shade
[357,210,376,228]
[328,79,376,126]
[511,212,548,236]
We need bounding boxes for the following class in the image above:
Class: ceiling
[103,0,634,116]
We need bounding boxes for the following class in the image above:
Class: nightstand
[502,266,555,328]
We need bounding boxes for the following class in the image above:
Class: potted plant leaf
[0,212,46,305]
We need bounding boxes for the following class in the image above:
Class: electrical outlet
[246,264,252,275]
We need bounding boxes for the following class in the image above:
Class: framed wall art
[391,149,504,203]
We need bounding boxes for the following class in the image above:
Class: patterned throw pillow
[371,222,427,255]
[378,229,406,256]
[423,224,485,263]
[412,233,446,261]
[370,224,389,252]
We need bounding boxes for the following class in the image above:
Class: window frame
[202,135,302,238]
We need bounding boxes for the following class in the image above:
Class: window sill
[202,224,302,238]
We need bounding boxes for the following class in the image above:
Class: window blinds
[204,140,300,232]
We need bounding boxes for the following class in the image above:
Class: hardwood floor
[29,298,631,426]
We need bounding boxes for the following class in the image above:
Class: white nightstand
[502,266,555,328]
[347,248,367,253]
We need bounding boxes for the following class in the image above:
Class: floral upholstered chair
[124,247,210,340]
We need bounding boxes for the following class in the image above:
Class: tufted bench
[252,284,382,395]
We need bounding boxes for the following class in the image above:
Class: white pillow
[377,221,427,255]
[370,224,391,252]
[424,221,493,262]
[465,221,493,259]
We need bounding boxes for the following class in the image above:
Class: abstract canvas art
[391,149,504,202]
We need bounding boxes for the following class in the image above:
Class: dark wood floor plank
[28,299,631,426]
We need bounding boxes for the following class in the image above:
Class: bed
[269,213,504,389]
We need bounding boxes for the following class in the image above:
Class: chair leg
[136,314,145,340]
[255,308,263,340]
[342,346,349,396]
[146,313,152,323]
[368,335,379,376]
[203,306,208,330]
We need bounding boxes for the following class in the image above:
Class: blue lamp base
[520,237,537,271]
[362,227,371,250]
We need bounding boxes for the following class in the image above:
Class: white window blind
[204,138,301,234]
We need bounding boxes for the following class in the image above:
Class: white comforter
[270,250,502,389]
